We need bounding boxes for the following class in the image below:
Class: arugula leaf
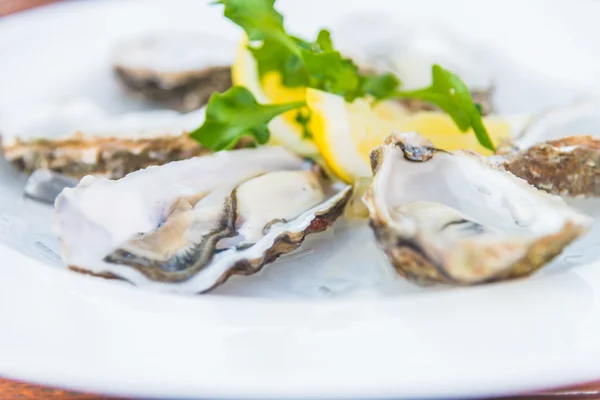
[249,38,308,87]
[394,64,495,151]
[360,73,401,100]
[215,0,394,102]
[215,0,299,57]
[315,29,333,52]
[302,50,361,100]
[189,86,305,151]
[208,0,492,153]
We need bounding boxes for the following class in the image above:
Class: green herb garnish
[361,73,402,100]
[189,86,304,151]
[215,0,397,101]
[192,0,494,154]
[395,65,494,151]
[217,0,300,57]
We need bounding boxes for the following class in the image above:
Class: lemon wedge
[233,37,520,182]
[306,88,519,183]
[231,38,317,156]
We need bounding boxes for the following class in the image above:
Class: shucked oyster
[495,135,600,197]
[363,132,590,285]
[112,31,233,112]
[0,101,213,179]
[54,147,351,293]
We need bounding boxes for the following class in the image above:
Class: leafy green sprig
[394,65,493,150]
[215,0,399,101]
[192,0,494,152]
[190,86,304,150]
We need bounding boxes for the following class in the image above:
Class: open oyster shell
[363,132,591,285]
[54,147,351,293]
[0,102,219,179]
[112,31,233,112]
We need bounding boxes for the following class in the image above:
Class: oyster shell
[54,147,351,293]
[112,31,233,112]
[495,135,600,197]
[363,132,591,285]
[0,101,219,179]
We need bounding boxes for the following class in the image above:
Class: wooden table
[2,0,599,399]
[0,0,62,16]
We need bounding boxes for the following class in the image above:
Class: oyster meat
[112,31,233,112]
[363,132,591,285]
[496,135,600,197]
[54,147,351,293]
[0,101,221,179]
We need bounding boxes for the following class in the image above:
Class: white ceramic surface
[2,0,600,398]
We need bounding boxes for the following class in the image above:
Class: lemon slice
[232,38,317,156]
[306,88,521,183]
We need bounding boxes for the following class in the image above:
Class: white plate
[2,0,600,398]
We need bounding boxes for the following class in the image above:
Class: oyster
[0,101,218,179]
[112,31,233,112]
[363,132,591,285]
[54,147,351,293]
[495,135,600,197]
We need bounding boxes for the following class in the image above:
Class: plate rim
[2,0,600,399]
[3,240,600,399]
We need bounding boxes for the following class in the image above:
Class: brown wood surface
[3,0,600,399]
[0,0,61,16]
[1,377,600,399]
[0,379,123,399]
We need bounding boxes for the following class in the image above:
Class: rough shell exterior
[499,135,600,197]
[3,133,209,179]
